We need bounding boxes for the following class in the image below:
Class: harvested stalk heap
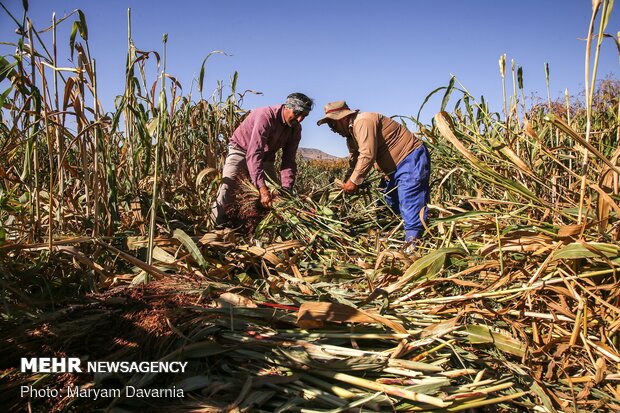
[224,177,270,236]
[1,2,620,413]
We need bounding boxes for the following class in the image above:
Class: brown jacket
[346,112,422,185]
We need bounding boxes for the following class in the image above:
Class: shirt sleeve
[348,118,378,185]
[246,114,272,188]
[344,137,358,181]
[279,126,301,189]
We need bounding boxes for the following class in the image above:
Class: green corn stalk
[510,59,520,131]
[147,33,168,266]
[92,58,100,237]
[577,0,614,225]
[124,8,138,193]
[499,54,507,125]
[52,12,65,231]
[544,62,551,112]
[40,50,53,251]
[25,19,41,240]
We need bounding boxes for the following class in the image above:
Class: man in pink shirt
[211,93,314,228]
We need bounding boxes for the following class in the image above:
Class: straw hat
[316,100,356,126]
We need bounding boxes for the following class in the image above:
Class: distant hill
[298,147,341,161]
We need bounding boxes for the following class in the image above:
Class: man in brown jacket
[317,100,430,243]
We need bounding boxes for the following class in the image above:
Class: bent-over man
[317,100,430,243]
[211,93,314,227]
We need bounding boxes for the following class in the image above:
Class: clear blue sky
[1,0,618,157]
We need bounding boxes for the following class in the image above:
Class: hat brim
[316,109,356,126]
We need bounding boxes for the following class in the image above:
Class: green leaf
[0,56,18,83]
[0,85,14,109]
[77,9,88,41]
[318,206,334,217]
[405,247,464,281]
[131,270,150,286]
[530,380,559,413]
[173,228,208,270]
[440,75,455,112]
[385,247,466,294]
[198,50,228,94]
[601,0,614,32]
[552,242,620,260]
[152,246,176,264]
[465,324,525,357]
[546,113,620,174]
[417,85,446,122]
[69,21,78,60]
[231,70,238,93]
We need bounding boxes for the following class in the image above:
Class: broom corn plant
[0,2,619,412]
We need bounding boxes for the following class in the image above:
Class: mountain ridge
[298,147,342,161]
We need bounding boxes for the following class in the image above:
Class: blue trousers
[379,144,430,242]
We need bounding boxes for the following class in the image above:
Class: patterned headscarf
[284,93,314,115]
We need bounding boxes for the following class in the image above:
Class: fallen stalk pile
[2,196,620,412]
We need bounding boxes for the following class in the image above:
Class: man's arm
[346,118,378,187]
[343,137,359,182]
[245,113,274,207]
[279,126,301,189]
[245,116,272,190]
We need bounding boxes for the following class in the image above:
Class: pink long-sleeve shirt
[230,104,301,189]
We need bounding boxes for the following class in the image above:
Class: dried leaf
[557,224,584,239]
[196,167,217,190]
[421,317,458,339]
[152,246,176,264]
[297,302,406,333]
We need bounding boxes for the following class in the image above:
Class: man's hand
[341,180,358,194]
[259,186,272,208]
